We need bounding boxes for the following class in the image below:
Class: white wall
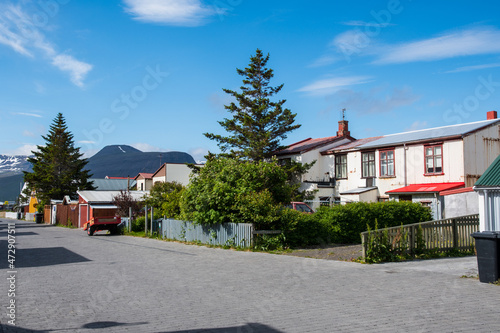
[442,191,479,219]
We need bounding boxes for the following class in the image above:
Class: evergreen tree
[204,49,300,161]
[23,113,94,202]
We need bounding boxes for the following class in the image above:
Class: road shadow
[160,323,284,332]
[0,244,90,269]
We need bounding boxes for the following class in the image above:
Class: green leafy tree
[180,157,292,228]
[23,113,95,202]
[144,181,185,218]
[204,49,300,161]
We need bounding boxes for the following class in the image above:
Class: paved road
[0,219,498,333]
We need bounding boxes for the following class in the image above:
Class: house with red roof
[134,173,154,191]
[276,111,500,220]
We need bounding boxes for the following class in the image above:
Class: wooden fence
[361,214,479,258]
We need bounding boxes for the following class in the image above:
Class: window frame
[361,151,376,178]
[335,154,348,179]
[424,144,444,175]
[379,149,395,178]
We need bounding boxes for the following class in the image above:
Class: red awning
[386,182,465,194]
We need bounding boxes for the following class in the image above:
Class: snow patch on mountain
[0,155,31,174]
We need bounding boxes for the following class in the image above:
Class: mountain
[0,155,31,174]
[85,145,196,178]
[0,155,31,201]
[0,145,196,201]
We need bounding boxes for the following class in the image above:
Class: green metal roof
[475,154,500,187]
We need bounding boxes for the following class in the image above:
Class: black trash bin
[17,212,22,220]
[35,212,44,224]
[471,231,500,283]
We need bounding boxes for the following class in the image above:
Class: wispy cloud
[131,143,169,152]
[52,54,93,87]
[7,144,38,156]
[406,120,428,132]
[342,20,394,28]
[13,112,42,118]
[298,76,372,96]
[123,0,219,26]
[376,27,500,64]
[0,4,92,87]
[444,62,500,73]
[328,86,420,114]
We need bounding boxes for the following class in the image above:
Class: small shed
[474,154,500,231]
[77,190,148,228]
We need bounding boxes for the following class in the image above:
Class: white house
[277,111,500,219]
[474,154,500,231]
[134,173,153,191]
[151,163,201,187]
[274,120,355,206]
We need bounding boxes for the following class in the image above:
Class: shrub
[181,157,292,226]
[314,201,432,244]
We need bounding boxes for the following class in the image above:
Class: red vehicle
[286,202,314,214]
[83,216,121,236]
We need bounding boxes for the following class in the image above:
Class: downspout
[404,143,408,187]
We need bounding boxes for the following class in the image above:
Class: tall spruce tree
[23,113,94,202]
[204,49,300,161]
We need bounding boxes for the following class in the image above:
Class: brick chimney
[337,120,350,137]
[487,111,498,120]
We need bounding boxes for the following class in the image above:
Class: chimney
[487,111,498,120]
[337,120,350,137]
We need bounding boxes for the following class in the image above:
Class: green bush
[131,216,145,232]
[314,201,432,244]
[181,157,292,227]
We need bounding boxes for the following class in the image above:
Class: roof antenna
[342,108,346,121]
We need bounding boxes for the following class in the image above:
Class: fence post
[361,232,367,259]
[410,225,415,258]
[452,218,458,250]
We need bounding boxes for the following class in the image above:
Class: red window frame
[424,144,444,175]
[379,149,395,177]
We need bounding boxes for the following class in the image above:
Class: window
[425,145,443,174]
[379,150,395,177]
[335,155,347,179]
[362,152,375,178]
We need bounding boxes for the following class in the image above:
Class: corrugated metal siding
[160,219,254,248]
[483,190,500,231]
[475,154,500,186]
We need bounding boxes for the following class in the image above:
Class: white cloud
[13,112,42,118]
[298,76,372,96]
[123,0,218,26]
[342,20,393,28]
[0,4,92,87]
[52,54,93,87]
[328,86,420,114]
[23,130,35,137]
[131,143,169,152]
[189,147,208,163]
[444,62,500,73]
[376,27,500,64]
[406,121,428,132]
[308,55,339,68]
[7,144,38,156]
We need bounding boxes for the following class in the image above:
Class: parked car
[285,202,314,213]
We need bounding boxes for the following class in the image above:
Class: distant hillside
[0,145,196,200]
[85,145,196,178]
[0,173,24,201]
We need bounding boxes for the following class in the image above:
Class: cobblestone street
[1,219,499,333]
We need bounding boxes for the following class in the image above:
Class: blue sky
[1,0,500,163]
